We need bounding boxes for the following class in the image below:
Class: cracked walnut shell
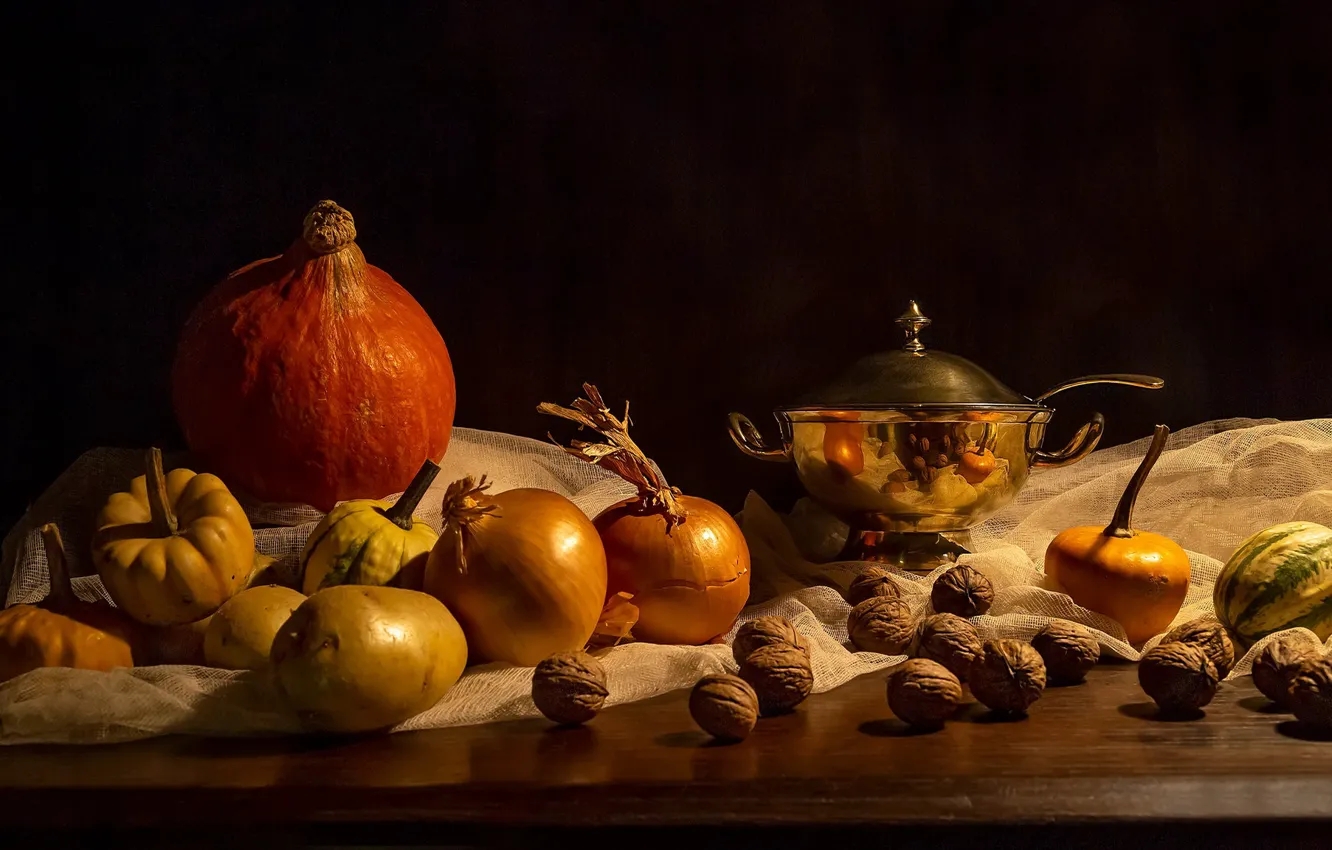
[1287,657,1332,732]
[930,565,994,618]
[1031,619,1101,684]
[1138,642,1218,713]
[690,673,760,741]
[913,613,982,681]
[1252,635,1320,708]
[848,597,916,655]
[732,616,810,665]
[887,658,963,730]
[847,567,902,606]
[969,639,1047,714]
[532,651,608,725]
[739,643,814,716]
[1163,616,1235,678]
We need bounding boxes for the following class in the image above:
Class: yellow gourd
[1045,426,1191,643]
[93,448,255,626]
[300,460,441,594]
[0,524,136,683]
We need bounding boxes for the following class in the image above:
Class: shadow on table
[1117,701,1206,722]
[1276,719,1332,742]
[1237,695,1286,714]
[856,718,942,737]
[654,729,735,748]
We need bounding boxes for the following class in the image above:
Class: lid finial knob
[896,300,931,353]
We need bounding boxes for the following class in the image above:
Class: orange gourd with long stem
[1045,425,1190,643]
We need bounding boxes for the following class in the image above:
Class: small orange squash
[0,524,136,684]
[1045,425,1190,643]
[92,448,255,626]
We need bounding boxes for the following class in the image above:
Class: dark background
[6,1,1331,532]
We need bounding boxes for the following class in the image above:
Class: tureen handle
[727,413,792,463]
[1033,412,1106,468]
[1035,374,1165,404]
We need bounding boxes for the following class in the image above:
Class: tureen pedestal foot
[837,530,969,574]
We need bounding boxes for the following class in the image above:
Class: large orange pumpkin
[172,201,456,511]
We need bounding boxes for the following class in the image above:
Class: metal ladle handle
[1035,374,1165,404]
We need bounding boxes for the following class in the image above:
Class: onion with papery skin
[539,384,751,646]
[423,476,607,666]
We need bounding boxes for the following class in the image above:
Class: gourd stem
[1104,425,1170,539]
[385,459,442,530]
[40,523,75,608]
[301,200,357,254]
[145,448,179,537]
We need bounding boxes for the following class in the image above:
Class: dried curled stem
[538,383,686,531]
[441,475,499,526]
[440,475,499,574]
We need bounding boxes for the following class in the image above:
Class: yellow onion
[424,476,607,666]
[539,384,751,646]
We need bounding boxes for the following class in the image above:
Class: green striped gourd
[1214,521,1332,647]
[300,460,441,594]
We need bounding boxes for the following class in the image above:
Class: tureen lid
[787,301,1036,409]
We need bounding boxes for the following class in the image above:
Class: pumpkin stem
[385,459,442,530]
[40,523,75,609]
[145,448,179,537]
[537,383,687,532]
[1104,425,1170,539]
[301,200,357,254]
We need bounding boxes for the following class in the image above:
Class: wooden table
[2,663,1329,847]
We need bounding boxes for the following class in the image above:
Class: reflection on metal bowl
[790,415,1035,533]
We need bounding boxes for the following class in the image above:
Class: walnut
[532,651,608,725]
[690,673,760,742]
[1162,616,1235,678]
[930,564,994,618]
[1252,635,1321,708]
[847,567,901,606]
[1287,657,1332,732]
[968,639,1047,714]
[1138,642,1218,713]
[732,616,810,665]
[913,613,982,681]
[847,597,916,655]
[738,643,814,716]
[1031,619,1101,684]
[887,658,963,730]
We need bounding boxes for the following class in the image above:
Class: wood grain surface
[2,663,1329,844]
